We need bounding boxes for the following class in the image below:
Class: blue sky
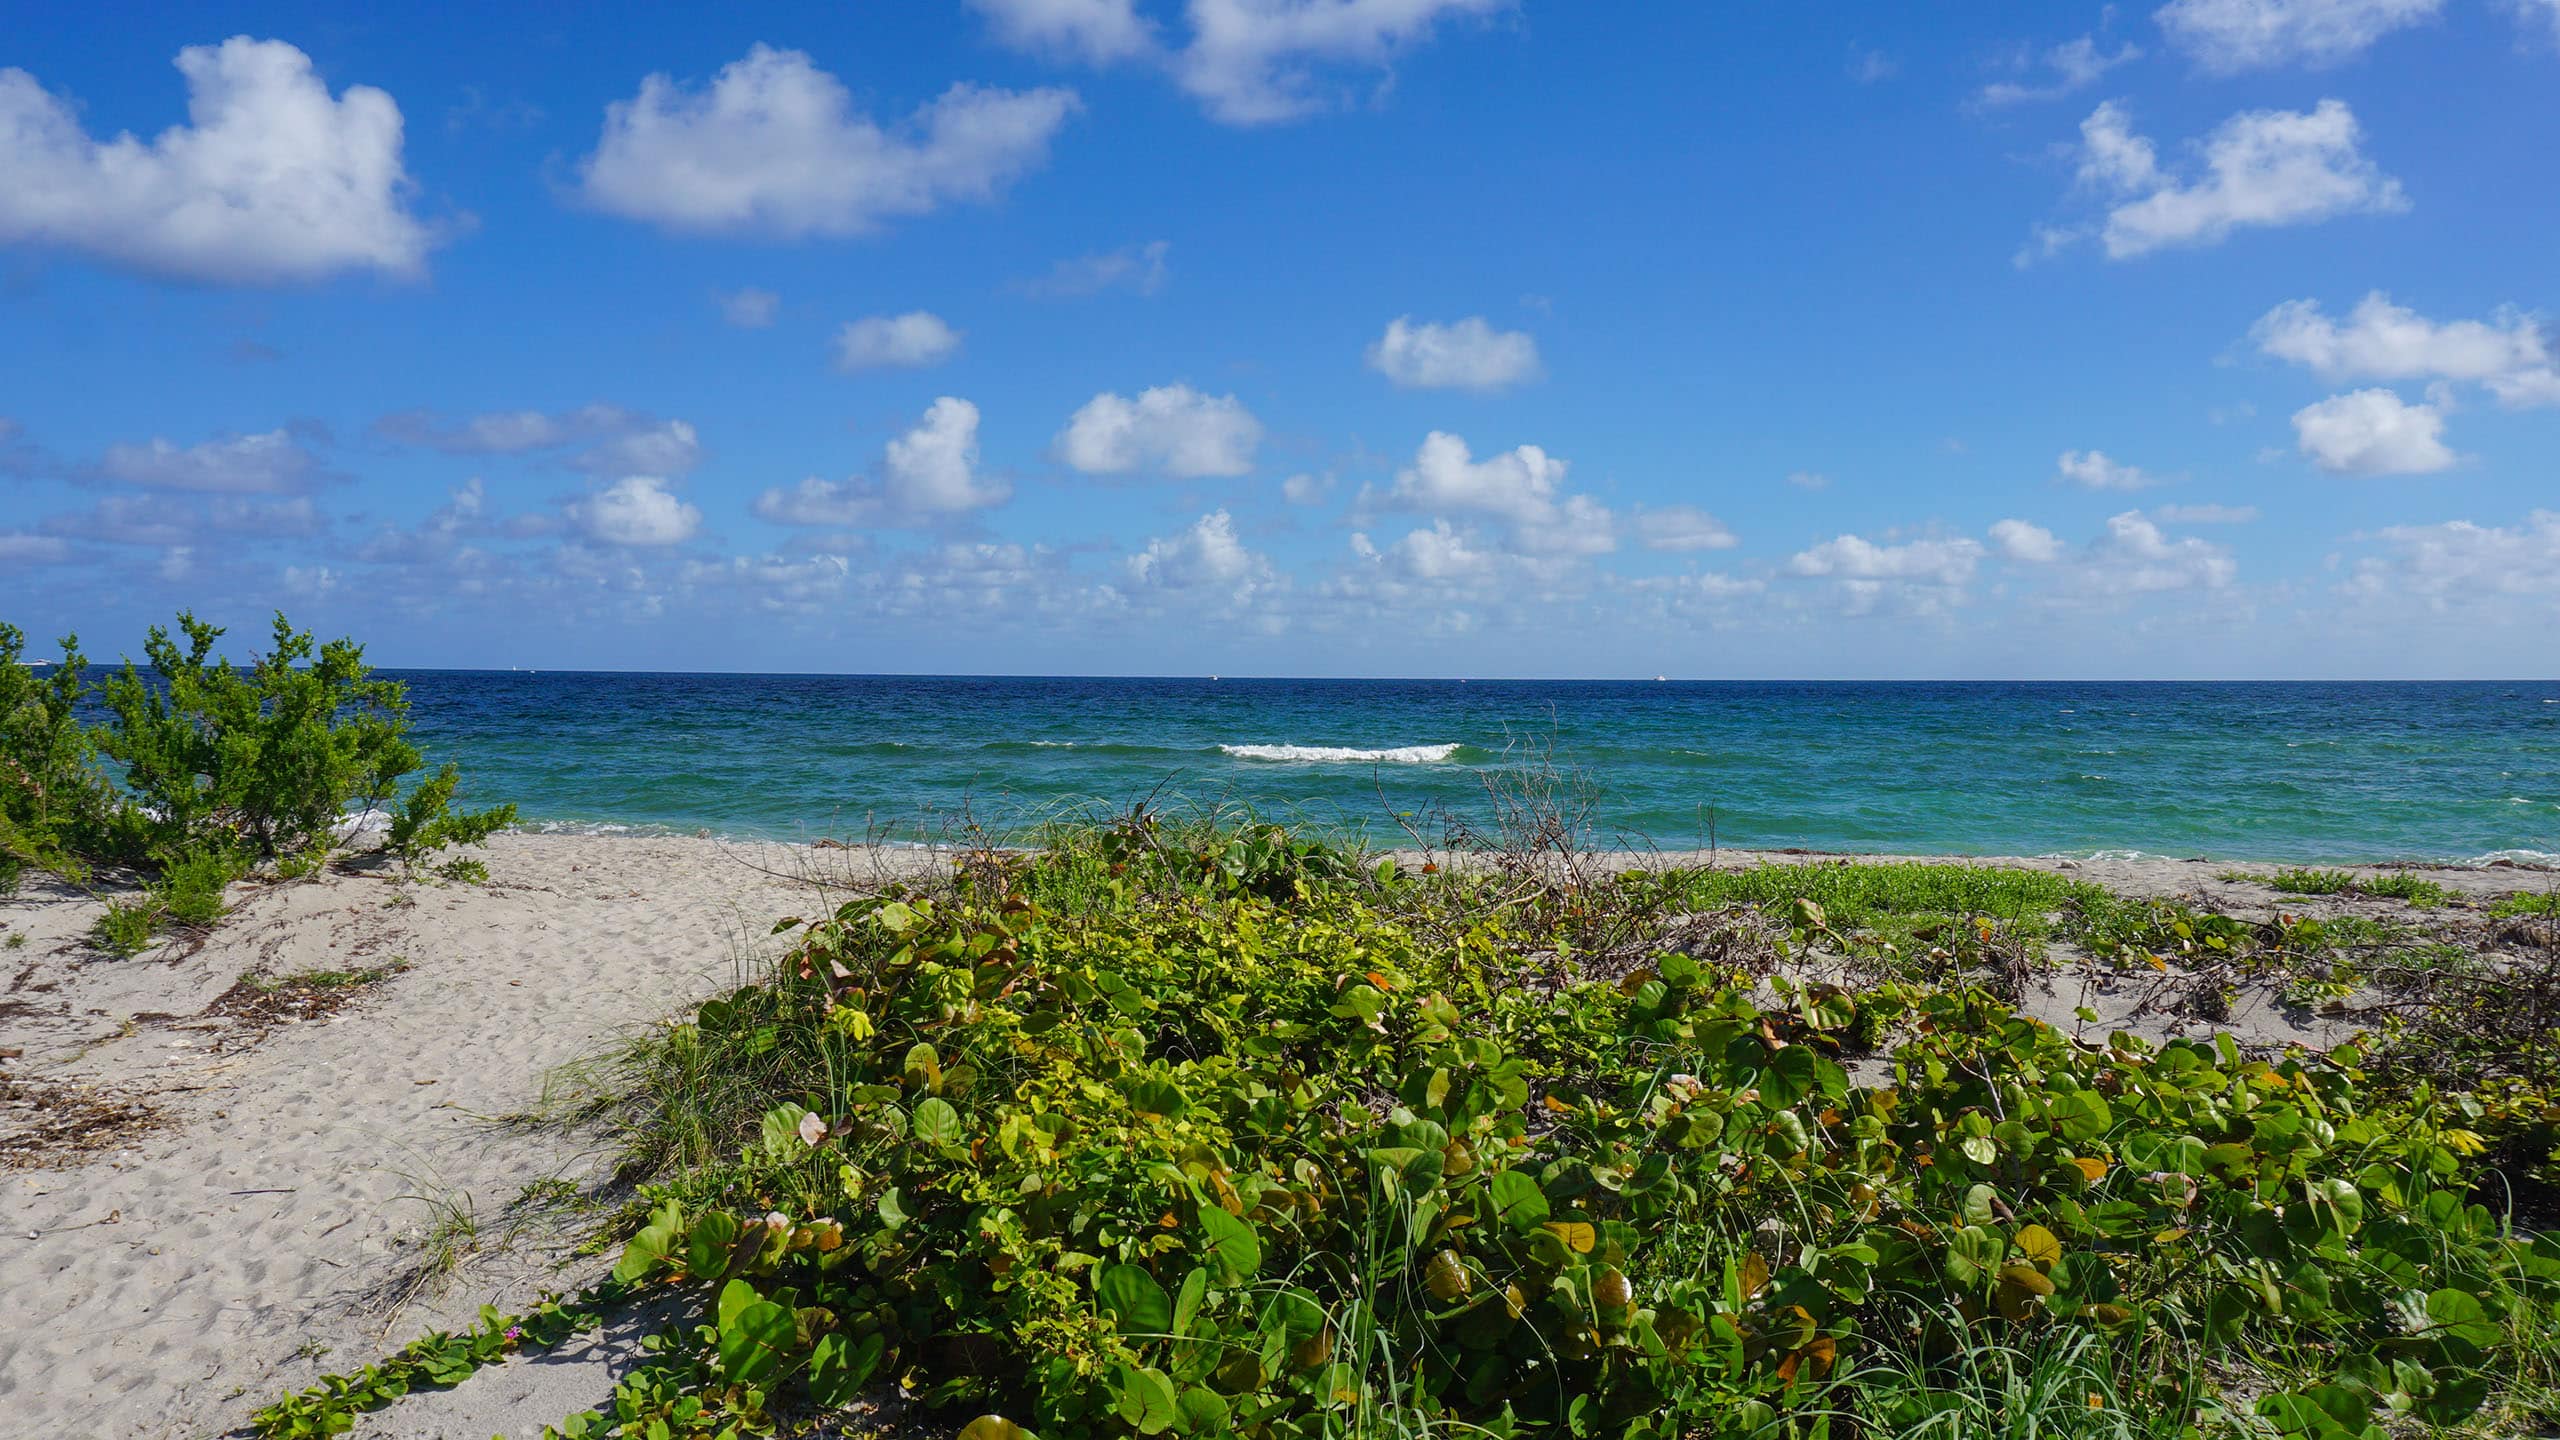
[3,0,2556,678]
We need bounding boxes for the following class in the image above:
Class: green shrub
[94,612,422,863]
[2266,867,2359,896]
[2489,891,2560,919]
[385,762,516,875]
[572,854,2556,1440]
[90,900,159,957]
[0,623,127,872]
[153,849,242,930]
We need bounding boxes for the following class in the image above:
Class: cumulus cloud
[1785,532,1984,614]
[1056,384,1262,478]
[1127,509,1276,603]
[2512,0,2560,46]
[1975,36,2143,107]
[1373,431,1615,558]
[2155,0,2442,73]
[1365,316,1541,390]
[1354,521,1494,582]
[567,476,701,546]
[884,397,1006,512]
[2035,99,2405,260]
[972,0,1509,125]
[0,37,436,283]
[2291,389,2456,474]
[576,45,1078,237]
[1013,239,1170,297]
[753,396,1006,527]
[2252,293,2560,407]
[2085,510,2236,591]
[97,429,325,494]
[1635,505,1737,552]
[1281,472,1334,505]
[965,0,1160,64]
[1786,534,1985,586]
[717,287,779,327]
[2342,510,2560,610]
[1991,519,2067,563]
[834,311,963,370]
[2056,449,2161,490]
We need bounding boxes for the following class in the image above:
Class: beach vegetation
[501,818,2560,1440]
[2262,868,2454,908]
[0,609,515,952]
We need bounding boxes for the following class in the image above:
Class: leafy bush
[2,609,514,950]
[571,846,2558,1439]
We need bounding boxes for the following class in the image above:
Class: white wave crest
[2469,848,2560,867]
[1220,743,1461,765]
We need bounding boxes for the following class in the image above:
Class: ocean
[389,673,2560,864]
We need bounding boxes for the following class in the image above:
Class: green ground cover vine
[537,827,2560,1439]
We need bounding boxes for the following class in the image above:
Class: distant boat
[1654,675,1667,682]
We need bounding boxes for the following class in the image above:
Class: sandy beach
[1,834,2550,1439]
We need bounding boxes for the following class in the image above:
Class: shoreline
[3,832,2555,1438]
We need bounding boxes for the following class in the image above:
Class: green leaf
[1171,1268,1208,1337]
[1489,1171,1550,1230]
[913,1097,963,1149]
[1099,1264,1174,1335]
[1196,1206,1262,1284]
[808,1331,884,1407]
[955,1417,1036,1440]
[1109,1364,1180,1436]
[1176,1387,1232,1435]
[716,1296,799,1388]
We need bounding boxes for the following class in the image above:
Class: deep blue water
[387,673,2560,863]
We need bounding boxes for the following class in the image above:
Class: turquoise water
[391,673,2560,863]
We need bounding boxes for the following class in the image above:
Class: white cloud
[1127,509,1276,600]
[1014,239,1170,297]
[753,397,1006,526]
[1365,316,1541,390]
[966,0,1160,63]
[282,564,337,597]
[2085,510,2236,591]
[2511,0,2560,46]
[1357,521,1494,582]
[2343,510,2560,610]
[577,46,1078,237]
[374,404,704,476]
[2056,449,2160,490]
[1636,505,1738,552]
[98,429,323,494]
[1785,470,1832,491]
[0,37,435,283]
[1388,430,1566,526]
[717,287,779,327]
[2155,0,2441,73]
[1975,36,2143,107]
[2153,502,2259,523]
[2251,293,2560,407]
[1178,0,1512,124]
[834,311,963,370]
[2291,389,2456,475]
[566,477,701,546]
[1281,472,1334,505]
[571,419,702,478]
[1990,519,2067,563]
[972,0,1508,124]
[884,397,1007,512]
[1786,534,1984,586]
[1057,384,1262,478]
[1848,46,1900,83]
[2042,99,2405,259]
[1784,532,1985,615]
[0,532,70,564]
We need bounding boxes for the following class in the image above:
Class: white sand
[0,836,2543,1438]
[0,834,926,1440]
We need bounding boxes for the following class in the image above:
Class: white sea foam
[1219,743,1461,764]
[2470,848,2560,867]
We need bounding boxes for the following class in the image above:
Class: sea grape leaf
[1099,1263,1174,1335]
